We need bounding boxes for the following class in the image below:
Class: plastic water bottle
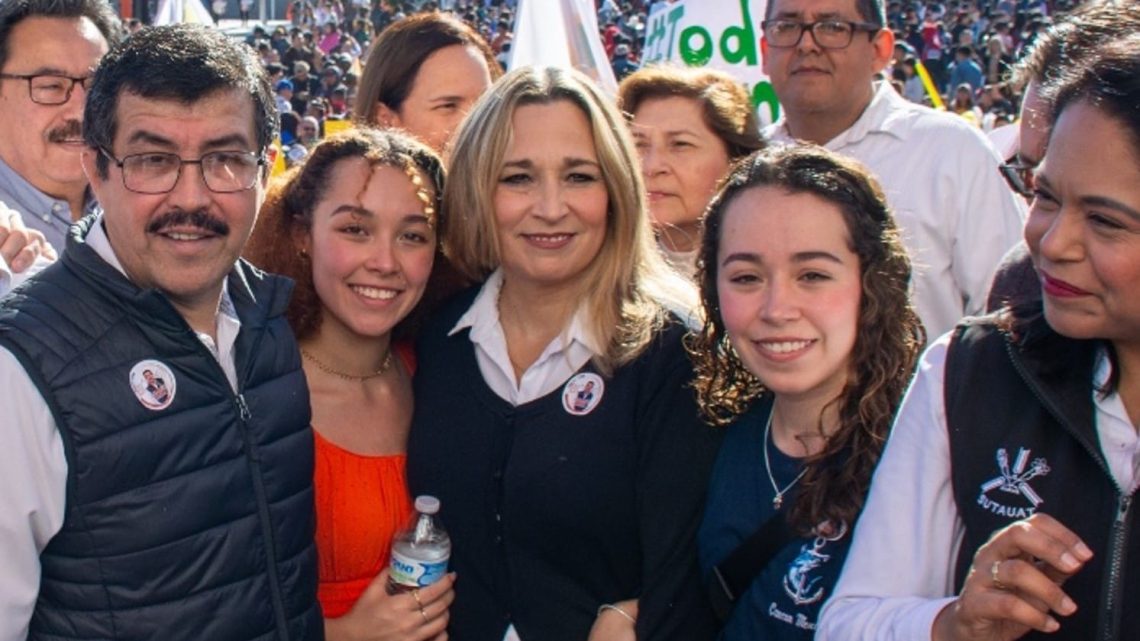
[386,495,451,594]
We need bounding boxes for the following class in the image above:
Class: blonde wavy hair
[444,66,697,374]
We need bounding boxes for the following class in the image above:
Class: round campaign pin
[128,359,177,411]
[562,372,604,416]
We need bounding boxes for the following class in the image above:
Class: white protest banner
[642,0,778,124]
[153,0,216,25]
[511,0,618,96]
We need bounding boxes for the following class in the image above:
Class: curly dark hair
[244,126,461,342]
[687,145,924,532]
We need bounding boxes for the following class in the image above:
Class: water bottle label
[389,549,449,588]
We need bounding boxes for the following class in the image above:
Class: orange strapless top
[314,345,415,619]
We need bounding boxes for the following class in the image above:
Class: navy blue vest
[945,315,1138,641]
[0,219,322,640]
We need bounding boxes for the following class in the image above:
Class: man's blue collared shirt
[0,155,96,252]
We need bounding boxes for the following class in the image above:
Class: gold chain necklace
[301,348,393,381]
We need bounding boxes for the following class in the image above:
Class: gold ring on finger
[411,588,423,608]
[991,560,1009,590]
[419,605,429,623]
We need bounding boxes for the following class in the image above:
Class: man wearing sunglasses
[0,0,121,254]
[0,25,320,640]
[761,0,1026,341]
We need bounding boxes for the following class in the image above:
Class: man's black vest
[945,315,1138,641]
[0,219,322,640]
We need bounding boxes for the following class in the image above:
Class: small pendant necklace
[763,410,808,510]
[301,348,393,381]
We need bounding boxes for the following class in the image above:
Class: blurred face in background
[374,44,493,153]
[630,95,731,253]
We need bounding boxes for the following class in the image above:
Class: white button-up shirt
[449,269,603,641]
[767,82,1027,340]
[450,269,602,406]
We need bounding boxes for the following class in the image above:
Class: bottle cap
[414,495,440,514]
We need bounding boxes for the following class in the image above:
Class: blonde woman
[406,67,722,641]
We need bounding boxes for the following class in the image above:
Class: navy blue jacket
[0,218,322,640]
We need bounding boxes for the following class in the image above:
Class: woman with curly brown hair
[690,145,924,640]
[245,127,459,641]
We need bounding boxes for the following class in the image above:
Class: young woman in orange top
[246,127,459,640]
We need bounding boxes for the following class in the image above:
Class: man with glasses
[0,0,121,254]
[986,0,1140,313]
[0,25,321,640]
[761,0,1025,341]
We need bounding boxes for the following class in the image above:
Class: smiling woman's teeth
[352,286,396,300]
[760,340,812,353]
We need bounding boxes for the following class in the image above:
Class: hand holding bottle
[325,569,455,641]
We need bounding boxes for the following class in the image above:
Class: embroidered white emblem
[977,447,1051,519]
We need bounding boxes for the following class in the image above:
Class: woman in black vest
[689,146,924,640]
[818,40,1140,641]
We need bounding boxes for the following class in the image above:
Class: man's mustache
[146,209,230,236]
[47,120,83,143]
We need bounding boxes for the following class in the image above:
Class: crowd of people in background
[220,0,1078,165]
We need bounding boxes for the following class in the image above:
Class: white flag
[153,0,217,26]
[510,0,618,96]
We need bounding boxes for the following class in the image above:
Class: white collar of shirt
[1092,348,1140,494]
[449,269,602,406]
[767,81,909,149]
[87,215,243,391]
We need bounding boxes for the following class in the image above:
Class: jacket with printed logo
[945,313,1138,641]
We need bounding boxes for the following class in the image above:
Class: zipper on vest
[185,326,293,640]
[232,390,292,640]
[236,392,252,422]
[1099,494,1133,641]
[1004,341,1134,639]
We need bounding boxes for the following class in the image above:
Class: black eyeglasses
[999,156,1037,199]
[0,73,93,105]
[761,19,882,49]
[100,148,265,194]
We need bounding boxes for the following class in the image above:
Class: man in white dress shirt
[761,0,1026,340]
